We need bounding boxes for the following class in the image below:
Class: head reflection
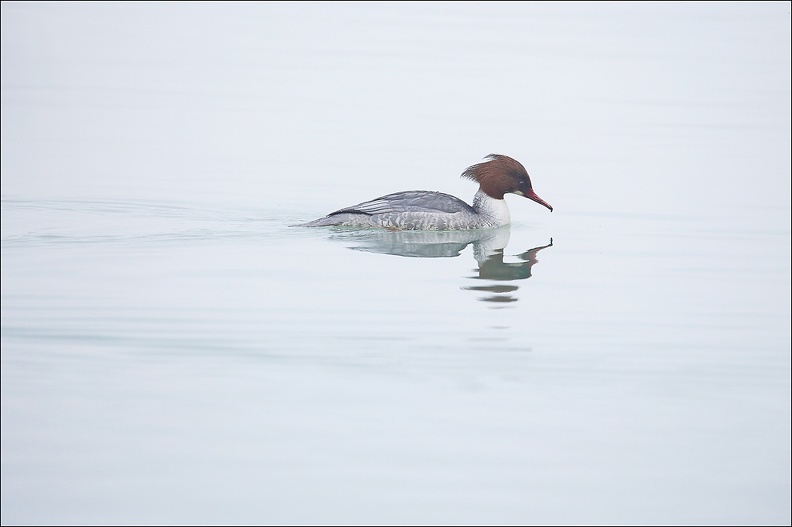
[465,238,553,304]
[329,227,552,305]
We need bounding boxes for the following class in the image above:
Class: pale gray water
[1,2,790,525]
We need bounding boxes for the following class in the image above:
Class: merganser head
[461,154,553,211]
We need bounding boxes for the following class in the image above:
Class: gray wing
[327,191,475,217]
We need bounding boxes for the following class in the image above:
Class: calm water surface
[2,3,790,525]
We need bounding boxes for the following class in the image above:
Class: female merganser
[298,154,553,230]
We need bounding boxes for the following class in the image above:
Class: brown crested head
[461,154,553,211]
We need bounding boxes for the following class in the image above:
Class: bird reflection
[329,227,553,305]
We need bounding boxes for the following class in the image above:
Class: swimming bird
[297,154,552,230]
